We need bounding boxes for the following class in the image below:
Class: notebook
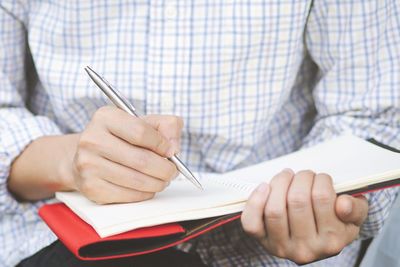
[55,134,400,239]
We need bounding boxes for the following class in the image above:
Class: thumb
[335,194,369,226]
[143,115,184,154]
[241,183,270,239]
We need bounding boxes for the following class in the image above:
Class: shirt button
[165,5,177,19]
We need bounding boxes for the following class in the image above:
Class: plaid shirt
[1,1,399,266]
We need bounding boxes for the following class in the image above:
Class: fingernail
[282,168,294,175]
[256,183,269,193]
[166,146,176,158]
[343,200,353,215]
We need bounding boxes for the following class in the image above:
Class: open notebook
[56,134,400,238]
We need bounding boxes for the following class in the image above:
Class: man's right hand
[70,106,183,204]
[8,106,183,203]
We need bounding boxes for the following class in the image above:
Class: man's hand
[9,106,183,203]
[241,169,368,265]
[70,106,183,204]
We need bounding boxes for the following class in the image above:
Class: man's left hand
[241,169,369,265]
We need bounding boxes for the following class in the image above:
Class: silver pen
[84,66,203,190]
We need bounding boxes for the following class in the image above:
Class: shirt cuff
[0,114,62,213]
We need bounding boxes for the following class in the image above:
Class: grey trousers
[361,194,400,267]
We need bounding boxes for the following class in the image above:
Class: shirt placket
[146,1,186,116]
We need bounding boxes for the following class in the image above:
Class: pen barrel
[169,156,188,177]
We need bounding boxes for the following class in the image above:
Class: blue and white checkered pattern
[1,1,399,266]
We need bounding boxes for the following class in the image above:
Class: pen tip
[193,178,204,191]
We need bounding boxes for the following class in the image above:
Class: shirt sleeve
[0,3,62,214]
[304,0,400,239]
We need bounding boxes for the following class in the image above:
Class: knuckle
[272,245,287,259]
[77,134,97,151]
[291,245,315,265]
[264,206,284,220]
[311,190,333,204]
[93,106,112,121]
[323,234,345,255]
[288,191,309,209]
[74,152,93,172]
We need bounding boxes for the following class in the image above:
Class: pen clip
[106,84,138,116]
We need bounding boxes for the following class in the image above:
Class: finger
[88,155,169,193]
[311,173,337,234]
[94,107,174,157]
[264,169,293,245]
[78,175,155,204]
[144,115,184,153]
[241,183,270,239]
[287,170,317,239]
[336,194,368,226]
[89,134,178,182]
[343,223,361,245]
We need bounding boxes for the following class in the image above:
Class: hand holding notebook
[40,134,400,260]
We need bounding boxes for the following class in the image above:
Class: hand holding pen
[69,106,186,204]
[85,66,202,190]
[67,66,202,204]
[64,68,201,205]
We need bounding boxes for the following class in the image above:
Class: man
[1,1,399,266]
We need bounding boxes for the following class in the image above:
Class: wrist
[55,134,80,191]
[8,133,79,201]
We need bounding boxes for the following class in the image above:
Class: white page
[56,134,400,237]
[56,174,253,237]
[99,202,245,237]
[225,134,400,191]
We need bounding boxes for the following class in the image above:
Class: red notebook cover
[39,203,241,261]
[39,139,400,261]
